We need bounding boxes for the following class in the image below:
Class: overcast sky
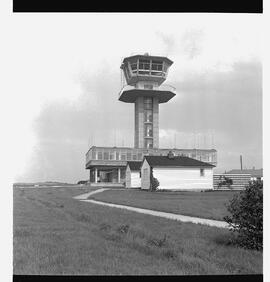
[6,13,262,183]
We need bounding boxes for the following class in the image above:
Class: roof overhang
[122,55,173,67]
[119,89,176,103]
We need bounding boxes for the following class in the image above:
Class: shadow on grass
[96,222,178,260]
[213,232,238,248]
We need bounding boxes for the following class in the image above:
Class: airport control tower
[119,53,176,149]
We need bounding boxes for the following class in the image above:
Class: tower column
[95,168,98,183]
[118,168,121,183]
[153,97,159,148]
[134,97,144,148]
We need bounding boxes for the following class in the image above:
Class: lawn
[13,187,262,275]
[91,189,240,221]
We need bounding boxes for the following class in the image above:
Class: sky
[3,13,262,183]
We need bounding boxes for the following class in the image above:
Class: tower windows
[139,59,150,70]
[144,110,153,122]
[151,60,163,71]
[143,97,154,148]
[144,139,153,149]
[145,124,153,137]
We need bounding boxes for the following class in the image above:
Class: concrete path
[73,188,111,200]
[74,189,229,229]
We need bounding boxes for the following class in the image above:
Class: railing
[119,84,176,97]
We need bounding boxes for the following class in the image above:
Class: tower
[119,53,176,149]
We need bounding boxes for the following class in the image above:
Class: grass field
[91,189,240,221]
[13,187,262,275]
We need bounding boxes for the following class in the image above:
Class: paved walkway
[73,188,110,200]
[73,189,229,229]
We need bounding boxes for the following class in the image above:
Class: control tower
[119,53,176,149]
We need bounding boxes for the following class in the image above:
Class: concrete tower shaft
[119,54,176,149]
[134,96,159,148]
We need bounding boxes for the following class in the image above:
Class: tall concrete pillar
[95,168,98,183]
[89,168,91,182]
[134,97,144,148]
[118,168,121,183]
[134,96,159,149]
[153,97,159,148]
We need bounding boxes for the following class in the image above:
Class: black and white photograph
[1,4,266,281]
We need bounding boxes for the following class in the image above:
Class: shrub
[224,180,263,250]
[150,167,160,191]
[217,176,233,189]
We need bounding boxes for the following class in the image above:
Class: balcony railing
[119,84,176,97]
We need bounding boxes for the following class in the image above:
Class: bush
[150,167,159,191]
[217,176,233,189]
[224,180,263,250]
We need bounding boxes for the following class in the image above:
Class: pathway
[73,189,229,229]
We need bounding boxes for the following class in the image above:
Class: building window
[144,124,153,137]
[200,169,205,177]
[139,59,150,70]
[138,153,143,160]
[91,150,96,160]
[127,152,131,160]
[104,152,109,160]
[144,110,153,122]
[109,151,115,160]
[144,139,153,149]
[116,152,120,160]
[151,60,163,71]
[133,154,137,160]
[121,154,126,161]
[98,152,103,160]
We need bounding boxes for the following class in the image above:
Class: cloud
[12,14,262,182]
[180,29,204,59]
[160,59,262,171]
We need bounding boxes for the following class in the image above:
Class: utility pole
[240,155,243,170]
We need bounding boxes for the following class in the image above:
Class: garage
[125,161,142,188]
[141,152,215,191]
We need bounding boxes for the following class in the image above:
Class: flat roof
[88,146,217,152]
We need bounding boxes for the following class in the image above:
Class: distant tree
[77,180,88,185]
[224,180,263,250]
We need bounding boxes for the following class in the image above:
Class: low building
[125,161,142,188]
[141,153,215,191]
[226,169,263,181]
[213,174,251,190]
[86,146,217,187]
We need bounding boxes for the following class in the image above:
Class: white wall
[130,172,141,188]
[153,167,213,190]
[141,160,151,190]
[125,166,131,188]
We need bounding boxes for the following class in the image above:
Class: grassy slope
[13,187,262,275]
[91,189,240,221]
